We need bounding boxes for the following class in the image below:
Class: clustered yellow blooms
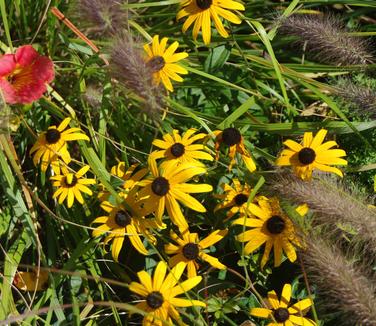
[29,113,343,325]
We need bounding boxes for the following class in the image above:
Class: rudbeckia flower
[138,157,213,231]
[150,128,213,168]
[144,35,188,92]
[14,269,49,291]
[214,127,256,172]
[129,261,205,326]
[177,0,245,45]
[233,197,301,268]
[91,198,158,261]
[165,228,227,277]
[250,283,316,326]
[214,178,259,222]
[0,45,54,104]
[98,162,148,202]
[30,117,90,173]
[276,129,347,181]
[50,165,95,208]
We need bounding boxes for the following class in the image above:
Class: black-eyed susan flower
[214,178,259,222]
[214,127,256,172]
[144,35,188,92]
[276,129,347,181]
[129,261,205,326]
[13,269,49,291]
[91,198,158,261]
[150,128,213,168]
[138,157,213,231]
[98,162,148,202]
[50,165,95,208]
[251,283,316,326]
[30,117,89,173]
[177,0,245,45]
[233,197,301,269]
[164,228,227,277]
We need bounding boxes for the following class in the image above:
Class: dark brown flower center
[45,129,61,144]
[222,128,241,146]
[146,291,164,309]
[273,307,290,323]
[234,193,248,206]
[151,177,170,196]
[147,55,165,73]
[182,243,199,260]
[64,175,78,187]
[196,0,212,9]
[266,215,286,234]
[115,210,132,227]
[170,143,185,158]
[298,147,316,165]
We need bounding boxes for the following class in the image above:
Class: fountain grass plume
[109,33,164,115]
[268,172,376,249]
[300,233,376,325]
[335,79,376,117]
[277,14,373,66]
[72,0,128,37]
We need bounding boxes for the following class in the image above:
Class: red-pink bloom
[0,45,54,104]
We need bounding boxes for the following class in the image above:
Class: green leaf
[217,96,256,129]
[204,44,232,73]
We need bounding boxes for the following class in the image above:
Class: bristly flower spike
[278,14,373,66]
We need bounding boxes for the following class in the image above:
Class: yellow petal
[153,261,167,291]
[280,284,292,308]
[250,307,272,318]
[310,129,327,149]
[199,229,228,248]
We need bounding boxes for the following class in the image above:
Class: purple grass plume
[335,79,376,117]
[73,0,128,37]
[278,14,373,66]
[301,233,376,326]
[268,172,376,250]
[109,33,164,115]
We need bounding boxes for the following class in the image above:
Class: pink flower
[0,45,54,104]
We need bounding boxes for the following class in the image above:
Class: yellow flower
[214,127,256,172]
[98,162,148,202]
[150,128,213,168]
[129,261,205,326]
[164,228,227,278]
[50,165,95,208]
[138,157,213,231]
[214,178,257,222]
[30,117,89,173]
[14,269,49,291]
[177,0,245,45]
[250,283,316,326]
[233,197,301,268]
[276,129,347,181]
[91,199,158,261]
[144,35,188,92]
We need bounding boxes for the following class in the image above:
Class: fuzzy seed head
[277,14,373,66]
[301,235,376,325]
[335,80,376,118]
[73,0,129,37]
[109,33,164,116]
